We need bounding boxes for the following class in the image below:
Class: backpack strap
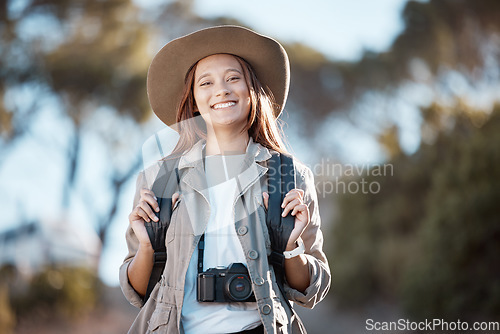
[142,157,181,303]
[266,151,295,309]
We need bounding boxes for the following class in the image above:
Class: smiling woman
[193,54,252,139]
[171,51,289,158]
[120,25,331,334]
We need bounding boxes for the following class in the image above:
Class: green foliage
[401,105,500,319]
[331,103,500,320]
[8,266,102,319]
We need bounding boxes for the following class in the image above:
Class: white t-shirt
[181,154,262,334]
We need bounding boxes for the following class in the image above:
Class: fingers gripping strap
[146,163,180,252]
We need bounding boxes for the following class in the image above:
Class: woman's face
[193,54,251,132]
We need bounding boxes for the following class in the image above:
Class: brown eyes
[199,76,240,87]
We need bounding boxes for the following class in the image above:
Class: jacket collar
[177,137,272,206]
[178,136,272,171]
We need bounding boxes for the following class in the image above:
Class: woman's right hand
[128,188,159,247]
[128,189,179,247]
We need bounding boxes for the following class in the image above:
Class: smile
[212,101,236,110]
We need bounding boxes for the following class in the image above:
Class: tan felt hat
[147,25,290,128]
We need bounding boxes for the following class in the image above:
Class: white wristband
[283,238,305,259]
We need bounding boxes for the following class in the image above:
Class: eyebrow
[196,68,242,83]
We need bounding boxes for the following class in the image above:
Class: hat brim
[147,25,290,128]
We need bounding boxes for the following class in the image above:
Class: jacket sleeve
[119,171,147,308]
[283,165,331,309]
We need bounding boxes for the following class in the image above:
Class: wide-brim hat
[147,25,290,129]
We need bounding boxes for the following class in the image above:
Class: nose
[215,81,231,97]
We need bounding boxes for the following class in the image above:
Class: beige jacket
[119,138,331,334]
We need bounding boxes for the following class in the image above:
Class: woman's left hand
[263,189,309,249]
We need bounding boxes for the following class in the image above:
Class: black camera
[197,263,255,302]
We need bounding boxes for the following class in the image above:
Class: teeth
[213,102,236,109]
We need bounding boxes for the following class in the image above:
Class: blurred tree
[400,104,500,320]
[287,0,500,119]
[331,102,500,320]
[0,284,15,334]
[0,0,151,246]
[7,265,102,319]
[0,265,18,333]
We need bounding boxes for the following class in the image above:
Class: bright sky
[193,0,409,61]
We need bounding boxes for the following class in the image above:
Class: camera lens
[234,282,245,292]
[226,275,252,301]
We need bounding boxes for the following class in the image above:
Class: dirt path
[15,285,402,334]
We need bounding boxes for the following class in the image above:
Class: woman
[120,26,330,334]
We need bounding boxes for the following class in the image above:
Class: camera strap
[197,146,208,274]
[197,233,205,274]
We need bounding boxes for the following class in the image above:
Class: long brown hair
[169,54,289,157]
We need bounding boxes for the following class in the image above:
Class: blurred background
[1,0,499,333]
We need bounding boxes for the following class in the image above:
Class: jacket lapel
[177,140,210,235]
[234,138,272,204]
[178,140,210,204]
[176,138,272,235]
